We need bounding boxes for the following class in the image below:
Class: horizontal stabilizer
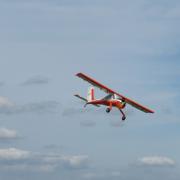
[74,94,87,102]
[74,94,100,107]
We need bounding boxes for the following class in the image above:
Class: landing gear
[106,108,111,113]
[119,109,126,121]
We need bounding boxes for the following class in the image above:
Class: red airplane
[75,73,154,120]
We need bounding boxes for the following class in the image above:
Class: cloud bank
[0,148,89,173]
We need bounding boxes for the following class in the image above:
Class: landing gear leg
[119,109,126,121]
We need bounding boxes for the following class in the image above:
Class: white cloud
[0,148,30,160]
[138,156,176,167]
[62,155,89,169]
[0,128,18,139]
[44,154,89,169]
[0,96,14,108]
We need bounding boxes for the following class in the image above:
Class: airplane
[74,73,154,120]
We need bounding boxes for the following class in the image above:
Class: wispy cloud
[14,101,59,114]
[0,98,60,115]
[21,75,50,86]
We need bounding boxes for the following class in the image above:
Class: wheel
[122,116,126,121]
[106,108,111,113]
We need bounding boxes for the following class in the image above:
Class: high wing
[76,73,154,113]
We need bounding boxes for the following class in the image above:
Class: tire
[122,116,126,121]
[106,108,111,113]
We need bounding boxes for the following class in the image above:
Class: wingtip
[74,94,80,97]
[149,110,155,113]
[75,72,82,77]
[76,72,87,76]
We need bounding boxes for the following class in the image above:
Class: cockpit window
[103,94,113,100]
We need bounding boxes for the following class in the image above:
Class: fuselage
[87,98,126,110]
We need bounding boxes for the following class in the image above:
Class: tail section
[74,87,100,107]
[87,87,95,102]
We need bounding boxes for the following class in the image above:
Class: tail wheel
[106,108,111,113]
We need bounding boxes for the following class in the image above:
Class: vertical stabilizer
[87,87,95,102]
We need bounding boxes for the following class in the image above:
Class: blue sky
[0,0,180,179]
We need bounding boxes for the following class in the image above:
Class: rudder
[87,87,95,102]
